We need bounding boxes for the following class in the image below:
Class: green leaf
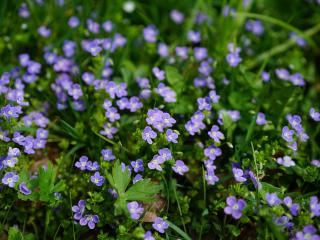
[108,161,131,195]
[166,220,192,240]
[38,162,65,202]
[165,66,184,93]
[8,227,21,240]
[126,179,162,202]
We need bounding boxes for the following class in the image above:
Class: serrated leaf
[126,179,162,202]
[110,161,131,195]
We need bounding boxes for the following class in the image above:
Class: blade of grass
[167,220,192,240]
[237,12,316,47]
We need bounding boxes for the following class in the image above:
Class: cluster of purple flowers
[155,83,177,103]
[148,148,172,171]
[265,193,301,217]
[281,114,309,151]
[0,105,22,119]
[72,200,99,229]
[75,156,100,171]
[142,108,176,144]
[276,155,296,167]
[275,68,305,86]
[226,43,242,67]
[185,111,206,135]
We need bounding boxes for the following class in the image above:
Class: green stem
[173,183,187,233]
[243,21,320,69]
[69,192,76,240]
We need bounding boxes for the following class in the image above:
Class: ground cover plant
[0,0,320,239]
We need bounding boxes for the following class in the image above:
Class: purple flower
[0,129,10,142]
[90,172,105,187]
[80,214,99,229]
[63,40,76,57]
[204,145,222,160]
[310,108,320,121]
[158,43,169,57]
[127,201,144,220]
[224,196,246,219]
[144,231,155,240]
[287,114,302,132]
[19,53,30,67]
[277,156,295,167]
[3,156,18,168]
[2,172,19,188]
[283,196,299,216]
[101,149,115,161]
[290,32,307,47]
[205,169,219,185]
[36,128,48,139]
[142,126,157,144]
[282,126,294,142]
[172,160,189,175]
[165,129,179,143]
[188,30,201,43]
[261,71,270,82]
[256,112,267,125]
[87,19,100,34]
[68,16,80,28]
[275,68,290,81]
[198,60,213,76]
[131,159,144,173]
[209,90,220,103]
[265,193,282,206]
[44,52,58,64]
[72,200,86,220]
[108,188,118,198]
[102,20,113,32]
[116,97,129,110]
[155,83,177,103]
[75,156,90,170]
[158,148,172,162]
[295,225,320,240]
[128,97,143,112]
[19,182,31,195]
[86,161,100,171]
[311,160,320,168]
[208,125,224,143]
[232,168,246,182]
[175,46,188,59]
[194,47,208,61]
[245,20,264,36]
[290,73,305,86]
[170,10,184,24]
[143,25,158,43]
[226,52,242,67]
[152,67,165,81]
[100,123,118,139]
[249,170,261,189]
[0,104,22,119]
[68,84,83,100]
[18,3,30,18]
[310,196,320,217]
[105,107,120,122]
[38,26,51,38]
[148,155,164,171]
[152,217,169,234]
[197,97,212,111]
[133,174,143,184]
